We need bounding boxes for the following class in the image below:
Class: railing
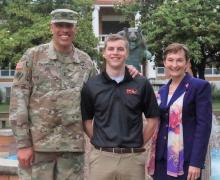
[156,67,220,77]
[205,67,220,76]
[0,70,15,78]
[156,67,165,75]
[1,66,219,78]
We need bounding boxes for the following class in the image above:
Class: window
[157,67,165,74]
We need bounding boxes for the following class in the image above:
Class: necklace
[169,84,178,95]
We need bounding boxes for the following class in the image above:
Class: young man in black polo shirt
[81,34,159,180]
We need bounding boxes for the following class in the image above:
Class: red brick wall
[0,78,13,82]
[0,135,16,153]
[0,175,18,180]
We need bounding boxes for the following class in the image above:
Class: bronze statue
[118,27,152,75]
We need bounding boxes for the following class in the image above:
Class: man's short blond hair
[103,34,129,51]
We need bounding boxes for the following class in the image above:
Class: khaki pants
[89,148,147,180]
[18,152,84,180]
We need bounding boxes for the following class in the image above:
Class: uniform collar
[102,66,133,83]
[48,41,81,64]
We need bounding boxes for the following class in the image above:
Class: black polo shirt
[81,68,159,148]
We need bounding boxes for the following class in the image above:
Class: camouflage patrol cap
[50,9,78,24]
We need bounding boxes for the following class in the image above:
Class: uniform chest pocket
[61,64,90,89]
[32,62,61,91]
[56,87,82,125]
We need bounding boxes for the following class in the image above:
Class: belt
[94,146,145,154]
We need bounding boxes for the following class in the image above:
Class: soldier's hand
[17,147,34,168]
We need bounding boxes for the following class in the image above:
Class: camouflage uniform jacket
[9,41,96,152]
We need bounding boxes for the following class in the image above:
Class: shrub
[0,89,3,103]
[211,84,220,100]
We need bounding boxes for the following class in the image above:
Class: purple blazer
[155,73,212,168]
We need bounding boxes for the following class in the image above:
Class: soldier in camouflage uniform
[9,9,96,180]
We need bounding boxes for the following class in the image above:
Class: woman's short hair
[163,43,190,61]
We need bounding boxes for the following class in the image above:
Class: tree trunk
[197,58,206,80]
[190,60,198,78]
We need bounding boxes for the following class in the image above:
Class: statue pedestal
[0,129,18,178]
[0,129,16,155]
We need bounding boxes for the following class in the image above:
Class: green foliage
[213,101,220,113]
[0,103,9,112]
[75,13,99,60]
[141,0,220,78]
[211,84,220,100]
[114,0,164,26]
[0,15,51,66]
[0,0,99,68]
[114,1,139,26]
[116,0,220,78]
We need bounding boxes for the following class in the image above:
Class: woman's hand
[187,166,201,180]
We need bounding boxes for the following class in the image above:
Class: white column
[147,57,157,79]
[92,5,100,37]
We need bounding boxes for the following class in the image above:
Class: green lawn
[213,100,220,112]
[0,103,9,112]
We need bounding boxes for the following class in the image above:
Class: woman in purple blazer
[153,43,212,180]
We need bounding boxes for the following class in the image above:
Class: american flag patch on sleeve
[16,62,23,70]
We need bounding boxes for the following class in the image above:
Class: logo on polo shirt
[126,88,138,95]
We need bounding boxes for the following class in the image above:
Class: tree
[116,0,220,79]
[115,0,164,26]
[141,0,220,79]
[0,0,98,68]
